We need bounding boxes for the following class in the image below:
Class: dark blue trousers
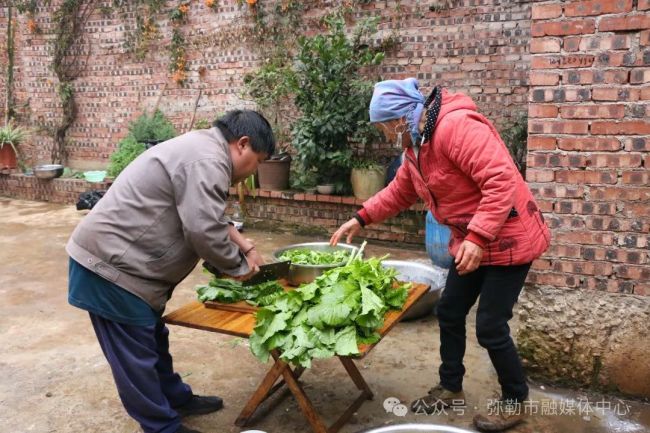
[90,313,193,433]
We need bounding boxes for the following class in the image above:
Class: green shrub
[128,110,177,143]
[107,110,177,177]
[107,135,147,178]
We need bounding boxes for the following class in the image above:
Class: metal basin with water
[272,242,359,286]
[381,260,448,321]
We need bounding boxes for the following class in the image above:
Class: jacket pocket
[144,239,197,283]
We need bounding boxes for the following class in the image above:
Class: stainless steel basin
[33,164,64,180]
[272,242,359,286]
[381,260,447,321]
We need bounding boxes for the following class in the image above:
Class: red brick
[533,185,585,199]
[531,3,563,20]
[624,137,650,151]
[590,153,643,168]
[565,0,633,17]
[591,186,649,201]
[592,88,624,101]
[526,168,555,182]
[594,51,626,67]
[641,0,650,10]
[615,264,650,281]
[591,121,650,135]
[630,68,650,84]
[547,244,583,259]
[560,105,625,119]
[527,271,582,288]
[579,34,632,51]
[528,120,589,134]
[557,137,622,151]
[554,230,616,245]
[641,87,650,100]
[531,38,562,53]
[553,260,614,276]
[621,170,649,185]
[554,170,618,184]
[555,200,616,215]
[641,30,650,46]
[599,14,650,32]
[583,277,635,293]
[528,136,557,150]
[532,19,596,37]
[563,36,582,52]
[529,104,559,118]
[634,283,649,296]
[531,54,595,69]
[530,72,560,86]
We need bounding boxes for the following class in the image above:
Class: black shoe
[175,395,224,417]
[176,425,203,433]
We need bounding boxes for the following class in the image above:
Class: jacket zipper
[404,148,438,209]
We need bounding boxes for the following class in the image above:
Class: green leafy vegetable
[279,248,350,265]
[196,278,284,307]
[250,243,411,368]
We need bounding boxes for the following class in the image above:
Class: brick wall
[0,1,532,168]
[226,187,426,244]
[526,0,650,296]
[0,173,112,204]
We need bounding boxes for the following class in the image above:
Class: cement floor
[1,198,648,433]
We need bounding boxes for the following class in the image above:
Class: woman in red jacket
[330,78,550,431]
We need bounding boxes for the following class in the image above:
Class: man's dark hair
[214,110,275,156]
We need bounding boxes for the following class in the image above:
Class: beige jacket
[66,127,249,312]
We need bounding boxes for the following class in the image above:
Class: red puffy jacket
[360,90,551,266]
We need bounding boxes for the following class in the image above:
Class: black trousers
[436,262,531,401]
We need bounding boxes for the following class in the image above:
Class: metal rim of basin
[271,242,359,269]
[353,423,477,433]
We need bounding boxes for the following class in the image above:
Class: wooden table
[164,282,429,433]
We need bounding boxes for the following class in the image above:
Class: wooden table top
[163,282,430,358]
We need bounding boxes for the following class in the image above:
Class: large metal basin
[272,242,359,286]
[33,164,64,180]
[354,424,476,433]
[381,260,447,321]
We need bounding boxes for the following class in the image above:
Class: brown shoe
[410,384,466,414]
[473,400,527,432]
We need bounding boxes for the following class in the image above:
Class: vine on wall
[50,0,96,163]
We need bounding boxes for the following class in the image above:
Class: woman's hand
[455,240,483,276]
[330,218,362,246]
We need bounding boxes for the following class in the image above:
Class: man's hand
[330,218,362,246]
[245,247,265,267]
[232,252,260,281]
[455,240,483,276]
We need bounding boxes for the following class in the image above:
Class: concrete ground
[1,198,648,433]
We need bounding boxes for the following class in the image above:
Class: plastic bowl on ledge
[83,170,106,183]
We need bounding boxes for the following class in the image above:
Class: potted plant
[243,12,388,195]
[258,152,291,190]
[350,158,386,200]
[0,121,28,170]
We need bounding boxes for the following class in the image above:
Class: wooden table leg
[340,357,374,399]
[235,356,287,427]
[278,359,330,433]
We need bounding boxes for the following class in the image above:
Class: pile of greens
[249,244,411,368]
[279,248,350,266]
[196,278,285,307]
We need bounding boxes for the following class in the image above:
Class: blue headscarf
[369,78,425,144]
